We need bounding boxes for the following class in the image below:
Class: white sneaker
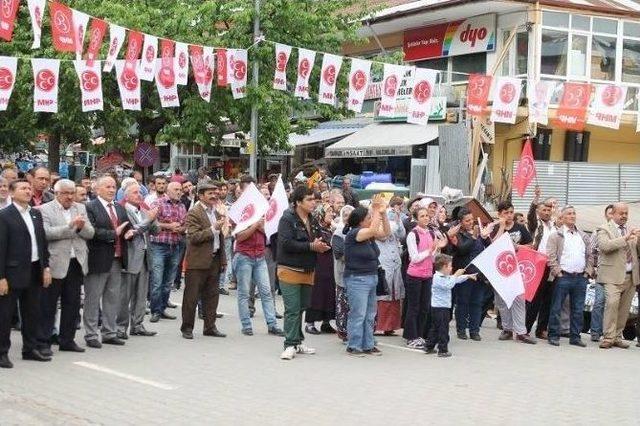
[280,346,296,360]
[296,344,316,355]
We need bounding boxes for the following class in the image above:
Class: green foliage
[0,0,369,163]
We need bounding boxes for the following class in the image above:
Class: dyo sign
[404,14,496,61]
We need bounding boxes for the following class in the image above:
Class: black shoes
[182,330,194,339]
[268,327,285,337]
[130,328,157,337]
[39,347,54,357]
[22,349,51,362]
[59,342,86,353]
[102,338,126,346]
[457,331,468,340]
[570,339,587,348]
[305,324,321,335]
[116,331,129,340]
[320,323,337,334]
[203,328,226,338]
[470,333,482,341]
[150,313,160,323]
[0,354,13,368]
[86,339,102,349]
[548,339,560,346]
[242,329,254,336]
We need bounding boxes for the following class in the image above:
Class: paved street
[1,289,639,425]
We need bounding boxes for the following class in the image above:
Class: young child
[424,254,477,357]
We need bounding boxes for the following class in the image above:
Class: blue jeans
[345,274,377,351]
[548,275,587,341]
[591,282,606,335]
[219,237,233,289]
[455,279,493,334]
[233,253,277,330]
[149,241,184,315]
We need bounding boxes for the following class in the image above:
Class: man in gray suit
[117,184,159,338]
[38,179,94,354]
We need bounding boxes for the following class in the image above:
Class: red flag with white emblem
[27,0,46,49]
[115,60,141,111]
[84,18,107,67]
[0,0,20,41]
[49,2,76,52]
[228,49,248,99]
[318,53,342,105]
[466,73,492,117]
[379,64,406,118]
[346,58,371,113]
[553,82,592,131]
[125,31,143,72]
[32,58,60,113]
[587,84,626,130]
[103,24,125,73]
[140,34,158,81]
[490,77,522,124]
[471,233,524,308]
[516,247,548,302]
[74,60,103,112]
[407,68,438,126]
[513,137,537,197]
[273,43,292,91]
[294,48,315,99]
[0,56,17,110]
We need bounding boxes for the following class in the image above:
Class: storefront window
[516,32,528,75]
[571,15,590,31]
[624,22,640,38]
[541,29,568,75]
[570,34,588,77]
[622,39,640,84]
[451,52,486,82]
[624,86,638,111]
[416,57,448,83]
[593,18,617,34]
[591,35,616,80]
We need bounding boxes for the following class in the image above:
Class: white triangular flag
[103,24,125,73]
[32,58,60,113]
[0,56,18,110]
[140,34,158,81]
[27,0,46,49]
[74,60,103,112]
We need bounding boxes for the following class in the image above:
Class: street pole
[249,0,260,178]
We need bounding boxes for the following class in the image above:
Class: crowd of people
[0,165,639,368]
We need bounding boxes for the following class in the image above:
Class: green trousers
[280,281,312,348]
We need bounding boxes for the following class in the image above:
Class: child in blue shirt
[425,254,477,357]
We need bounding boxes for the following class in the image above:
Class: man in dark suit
[84,176,130,348]
[180,182,226,340]
[0,179,52,368]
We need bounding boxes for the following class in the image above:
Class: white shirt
[201,202,220,253]
[14,202,39,262]
[559,226,586,273]
[537,219,554,254]
[56,200,76,259]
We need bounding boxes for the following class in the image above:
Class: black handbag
[376,266,389,296]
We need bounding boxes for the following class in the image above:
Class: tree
[0,0,367,171]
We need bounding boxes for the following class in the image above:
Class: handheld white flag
[265,175,289,239]
[470,233,524,308]
[229,183,270,235]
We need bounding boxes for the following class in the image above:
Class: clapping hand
[0,278,8,296]
[144,207,159,221]
[311,238,330,253]
[70,215,86,230]
[116,221,130,236]
[43,268,52,288]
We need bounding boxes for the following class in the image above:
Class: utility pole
[249,0,260,178]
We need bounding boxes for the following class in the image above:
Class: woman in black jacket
[276,185,330,361]
[451,208,494,341]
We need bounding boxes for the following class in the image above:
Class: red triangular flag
[49,2,76,52]
[0,0,20,41]
[513,138,537,197]
[517,247,548,302]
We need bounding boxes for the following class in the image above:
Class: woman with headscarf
[304,204,337,334]
[375,206,406,335]
[331,205,355,342]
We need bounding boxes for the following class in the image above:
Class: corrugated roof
[364,0,640,23]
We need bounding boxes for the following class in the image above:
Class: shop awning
[289,128,358,147]
[324,122,439,158]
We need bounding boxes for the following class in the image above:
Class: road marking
[73,362,175,390]
[376,342,425,354]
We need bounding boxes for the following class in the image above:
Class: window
[593,18,617,34]
[623,39,640,84]
[625,87,638,111]
[416,57,449,83]
[452,52,486,82]
[570,34,588,77]
[591,35,616,81]
[516,32,529,75]
[543,11,569,28]
[533,129,552,161]
[571,15,590,31]
[564,131,590,162]
[541,30,568,75]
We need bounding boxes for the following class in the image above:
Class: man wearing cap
[180,182,226,339]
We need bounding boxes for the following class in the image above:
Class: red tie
[108,203,122,258]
